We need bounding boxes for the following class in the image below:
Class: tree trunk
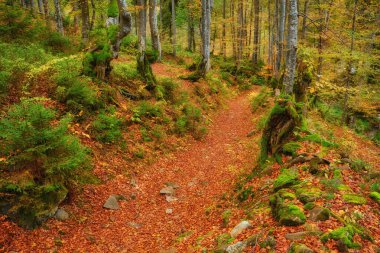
[231,0,236,60]
[53,0,64,35]
[137,0,156,90]
[283,0,298,94]
[267,0,272,65]
[252,0,260,64]
[187,14,195,52]
[42,0,50,28]
[237,0,244,65]
[342,0,358,125]
[301,0,309,40]
[149,0,162,61]
[200,0,212,75]
[90,0,96,30]
[171,0,176,57]
[222,0,227,59]
[37,0,43,13]
[81,0,90,44]
[276,0,285,77]
[73,1,79,34]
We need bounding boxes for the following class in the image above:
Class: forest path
[5,66,263,253]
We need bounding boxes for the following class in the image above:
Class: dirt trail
[4,86,261,253]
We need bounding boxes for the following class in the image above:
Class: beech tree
[149,0,162,61]
[53,0,64,35]
[200,0,212,75]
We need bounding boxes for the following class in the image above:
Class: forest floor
[1,61,380,253]
[1,64,264,252]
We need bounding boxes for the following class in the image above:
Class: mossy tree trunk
[259,97,302,165]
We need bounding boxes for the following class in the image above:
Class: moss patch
[369,192,380,204]
[277,189,296,200]
[295,187,323,204]
[342,194,367,205]
[270,193,306,226]
[321,225,361,249]
[282,142,301,157]
[273,169,299,191]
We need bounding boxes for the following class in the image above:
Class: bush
[107,0,119,18]
[0,70,11,94]
[112,62,139,81]
[131,101,163,123]
[55,76,101,114]
[0,99,89,177]
[175,103,207,139]
[251,88,269,112]
[43,32,70,53]
[155,78,178,101]
[91,111,122,143]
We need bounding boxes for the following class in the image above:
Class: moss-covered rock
[369,192,380,205]
[303,202,316,210]
[321,225,361,249]
[278,204,306,226]
[342,194,367,205]
[309,207,330,221]
[271,188,306,226]
[273,169,299,191]
[288,243,314,253]
[295,187,323,204]
[277,189,296,200]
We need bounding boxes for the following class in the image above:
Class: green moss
[303,202,315,210]
[369,192,380,204]
[282,142,301,157]
[342,194,367,205]
[278,204,306,226]
[107,0,119,18]
[288,243,313,253]
[295,187,323,204]
[273,169,299,191]
[321,225,361,249]
[301,133,337,148]
[277,189,296,200]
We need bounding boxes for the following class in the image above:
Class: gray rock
[230,221,252,238]
[285,231,314,241]
[55,208,69,221]
[165,182,180,189]
[225,241,246,253]
[160,186,175,195]
[309,207,330,221]
[166,208,173,214]
[103,195,119,210]
[128,221,142,228]
[288,243,314,253]
[165,195,178,202]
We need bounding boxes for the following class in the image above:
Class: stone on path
[160,186,175,195]
[225,241,246,253]
[166,195,178,202]
[230,221,252,238]
[166,208,173,214]
[309,207,330,221]
[103,195,119,210]
[55,208,69,221]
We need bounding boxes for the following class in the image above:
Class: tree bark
[301,0,309,40]
[283,0,298,94]
[171,0,176,57]
[53,0,64,35]
[42,0,50,28]
[73,1,79,34]
[231,0,236,60]
[276,0,285,77]
[222,0,227,59]
[187,13,195,52]
[90,0,96,30]
[252,0,260,64]
[237,0,244,65]
[81,0,90,44]
[37,0,43,14]
[149,0,162,61]
[201,0,212,74]
[267,0,272,65]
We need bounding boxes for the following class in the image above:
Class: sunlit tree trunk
[201,0,212,74]
[42,0,50,28]
[222,0,227,59]
[171,0,176,57]
[53,0,64,35]
[90,0,96,30]
[37,0,43,14]
[149,0,162,61]
[252,0,260,64]
[276,0,285,77]
[283,0,298,94]
[81,0,90,44]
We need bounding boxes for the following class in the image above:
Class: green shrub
[43,32,70,53]
[91,111,122,143]
[175,104,206,139]
[301,133,337,148]
[354,118,370,134]
[55,76,100,114]
[251,75,266,86]
[0,70,11,94]
[131,101,163,123]
[155,78,178,101]
[251,88,269,112]
[0,98,89,178]
[282,142,301,156]
[107,0,119,18]
[112,62,139,81]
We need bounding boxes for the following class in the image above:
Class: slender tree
[149,0,162,61]
[252,0,260,64]
[81,0,90,44]
[276,0,286,76]
[200,0,212,74]
[171,0,176,57]
[222,0,227,59]
[301,0,309,40]
[53,0,64,35]
[283,0,298,94]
